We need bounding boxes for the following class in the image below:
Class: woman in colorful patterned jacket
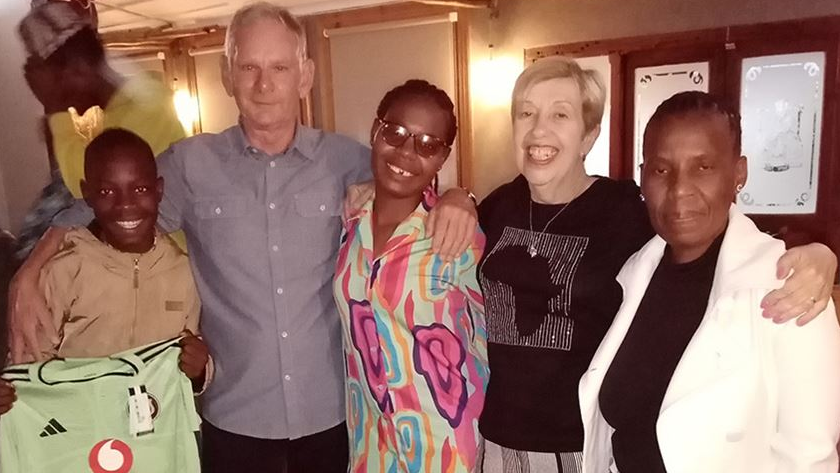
[333,79,487,473]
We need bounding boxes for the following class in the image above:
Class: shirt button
[377,384,385,392]
[269,202,276,210]
[269,161,276,168]
[281,331,288,338]
[276,287,284,295]
[272,245,279,252]
[214,207,222,215]
[319,204,326,211]
[284,374,291,381]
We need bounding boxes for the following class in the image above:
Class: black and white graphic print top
[476,176,654,452]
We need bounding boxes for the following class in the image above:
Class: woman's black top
[477,176,654,452]
[598,232,725,472]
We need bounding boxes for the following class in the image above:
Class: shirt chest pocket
[192,196,251,250]
[293,191,342,217]
[194,196,248,219]
[288,190,343,261]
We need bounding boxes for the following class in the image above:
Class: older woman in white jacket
[579,91,840,473]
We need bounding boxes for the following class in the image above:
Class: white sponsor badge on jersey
[128,385,154,436]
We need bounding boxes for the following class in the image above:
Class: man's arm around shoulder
[7,227,69,363]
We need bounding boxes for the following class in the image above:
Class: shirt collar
[227,122,320,162]
[348,186,438,237]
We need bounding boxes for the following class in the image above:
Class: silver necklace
[527,200,570,258]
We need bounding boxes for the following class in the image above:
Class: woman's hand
[761,243,838,325]
[427,188,478,263]
[343,181,375,222]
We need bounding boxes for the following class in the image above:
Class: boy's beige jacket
[39,227,200,358]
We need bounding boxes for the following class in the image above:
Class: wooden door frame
[305,2,477,188]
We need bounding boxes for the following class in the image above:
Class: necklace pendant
[528,244,537,258]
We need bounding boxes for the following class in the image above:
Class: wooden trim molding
[607,53,624,179]
[453,12,474,188]
[304,15,336,131]
[524,15,840,63]
[306,2,481,188]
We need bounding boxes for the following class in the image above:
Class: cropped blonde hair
[224,2,307,67]
[511,56,606,134]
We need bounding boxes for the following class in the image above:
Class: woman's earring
[640,193,646,202]
[736,183,744,193]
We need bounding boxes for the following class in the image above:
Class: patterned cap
[19,1,94,60]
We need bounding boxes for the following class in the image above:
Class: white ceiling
[95,0,403,32]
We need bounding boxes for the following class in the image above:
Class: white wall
[329,18,459,191]
[575,55,610,178]
[194,51,239,134]
[0,2,52,234]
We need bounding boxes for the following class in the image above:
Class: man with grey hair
[7,2,478,471]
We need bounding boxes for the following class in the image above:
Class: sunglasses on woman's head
[375,118,449,159]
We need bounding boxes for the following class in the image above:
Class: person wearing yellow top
[46,72,185,198]
[16,1,187,255]
[19,2,185,197]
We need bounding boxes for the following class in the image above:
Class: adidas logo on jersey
[39,418,67,437]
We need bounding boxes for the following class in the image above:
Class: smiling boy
[0,131,208,473]
[2,129,207,392]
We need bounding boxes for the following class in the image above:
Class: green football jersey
[0,337,200,473]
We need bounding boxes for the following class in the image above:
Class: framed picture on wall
[737,51,826,215]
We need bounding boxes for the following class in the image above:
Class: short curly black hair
[644,90,741,154]
[376,79,457,146]
[84,128,155,178]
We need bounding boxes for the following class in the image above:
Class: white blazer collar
[618,205,782,304]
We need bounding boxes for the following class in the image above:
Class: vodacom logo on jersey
[88,438,134,473]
